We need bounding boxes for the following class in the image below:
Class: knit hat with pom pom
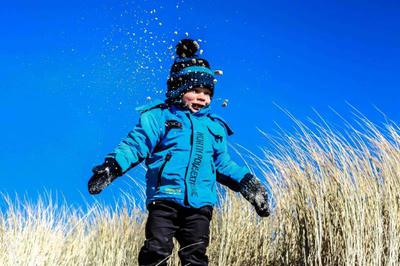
[166,39,218,101]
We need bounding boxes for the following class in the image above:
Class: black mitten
[88,158,122,195]
[239,174,270,217]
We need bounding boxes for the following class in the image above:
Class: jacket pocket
[207,127,223,143]
[156,152,172,191]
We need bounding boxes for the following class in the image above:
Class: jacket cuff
[216,172,242,192]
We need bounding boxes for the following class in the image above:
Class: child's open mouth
[191,103,205,111]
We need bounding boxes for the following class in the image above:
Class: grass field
[1,114,399,265]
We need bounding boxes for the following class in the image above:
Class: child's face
[182,87,212,113]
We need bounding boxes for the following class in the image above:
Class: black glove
[88,158,122,195]
[239,174,270,217]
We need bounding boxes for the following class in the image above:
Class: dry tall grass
[1,114,399,265]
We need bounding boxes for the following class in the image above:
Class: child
[88,39,270,266]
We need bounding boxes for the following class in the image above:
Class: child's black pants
[138,200,213,266]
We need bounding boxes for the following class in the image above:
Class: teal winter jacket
[107,100,250,208]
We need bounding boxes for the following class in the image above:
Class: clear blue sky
[1,0,399,208]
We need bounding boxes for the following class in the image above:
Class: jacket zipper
[156,152,172,190]
[183,113,194,206]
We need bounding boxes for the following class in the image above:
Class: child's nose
[197,95,206,102]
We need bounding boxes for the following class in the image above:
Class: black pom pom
[176,39,199,58]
